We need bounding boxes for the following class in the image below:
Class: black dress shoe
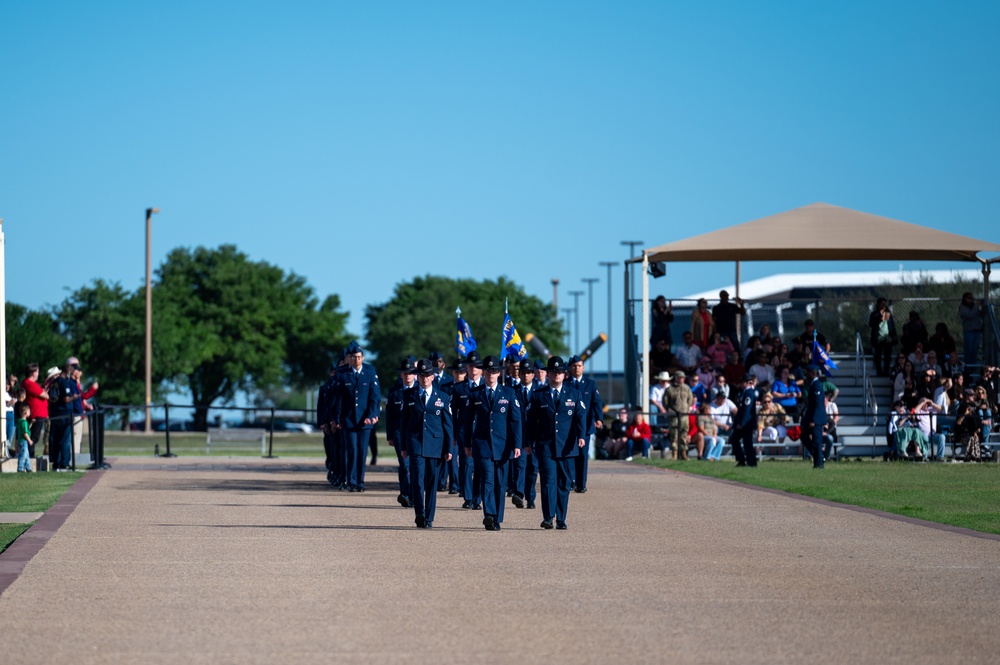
[448,488,459,495]
[511,494,524,509]
[348,487,358,493]
[526,502,535,509]
[540,520,554,529]
[438,485,447,492]
[483,516,496,531]
[735,462,746,467]
[370,458,377,466]
[396,494,409,507]
[494,523,501,531]
[577,487,587,494]
[472,503,481,510]
[556,522,567,530]
[425,521,433,528]
[415,516,427,528]
[461,500,473,509]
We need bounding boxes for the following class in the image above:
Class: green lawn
[638,458,1000,535]
[0,472,84,553]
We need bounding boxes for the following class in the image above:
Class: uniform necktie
[425,390,431,405]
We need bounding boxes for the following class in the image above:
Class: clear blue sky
[3,1,999,374]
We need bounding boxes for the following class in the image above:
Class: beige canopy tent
[630,202,1000,414]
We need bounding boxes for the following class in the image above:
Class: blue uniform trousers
[476,457,510,525]
[394,444,410,498]
[572,443,589,490]
[437,442,460,491]
[732,427,757,466]
[538,456,573,525]
[409,455,442,525]
[460,451,482,506]
[344,429,370,490]
[802,423,826,468]
[513,450,538,502]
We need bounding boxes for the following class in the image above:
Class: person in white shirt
[675,331,703,372]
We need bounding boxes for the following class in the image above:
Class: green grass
[0,472,84,553]
[638,458,1000,535]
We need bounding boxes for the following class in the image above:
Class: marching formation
[317,340,603,531]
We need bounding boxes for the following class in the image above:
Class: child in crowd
[15,403,33,472]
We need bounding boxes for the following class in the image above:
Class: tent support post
[981,258,992,365]
[641,252,650,417]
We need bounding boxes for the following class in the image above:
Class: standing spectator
[15,404,33,472]
[690,299,714,350]
[22,364,53,459]
[4,374,16,458]
[650,295,674,346]
[664,370,694,460]
[868,297,897,377]
[900,310,929,356]
[50,361,81,471]
[624,412,651,461]
[649,372,669,426]
[795,320,830,354]
[712,290,745,346]
[67,358,99,456]
[958,292,984,365]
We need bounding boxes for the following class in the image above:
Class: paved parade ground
[1,457,998,664]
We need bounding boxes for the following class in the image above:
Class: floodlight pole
[582,278,599,341]
[599,261,619,403]
[561,308,574,351]
[144,207,160,434]
[568,290,584,354]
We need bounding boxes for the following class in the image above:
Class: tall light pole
[621,240,642,302]
[561,307,574,351]
[144,207,160,434]
[599,261,619,402]
[551,278,559,311]
[582,277,599,341]
[568,290,584,354]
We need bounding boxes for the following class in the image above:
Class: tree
[364,275,565,383]
[5,302,72,376]
[155,245,353,429]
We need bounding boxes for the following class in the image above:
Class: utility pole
[582,277,599,341]
[144,207,160,434]
[568,290,584,354]
[599,261,619,402]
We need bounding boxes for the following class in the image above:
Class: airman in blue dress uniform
[401,358,454,528]
[386,356,418,507]
[800,364,828,468]
[526,356,586,530]
[732,373,759,467]
[512,358,537,509]
[430,351,459,493]
[452,351,484,510]
[331,341,381,492]
[464,355,522,531]
[567,355,603,493]
[317,361,342,486]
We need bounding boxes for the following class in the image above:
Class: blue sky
[3,1,999,374]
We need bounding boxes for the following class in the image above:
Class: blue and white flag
[456,308,477,357]
[500,300,527,360]
[812,338,837,376]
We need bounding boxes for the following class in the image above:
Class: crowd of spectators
[3,357,98,471]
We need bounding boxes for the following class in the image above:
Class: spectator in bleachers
[758,324,773,348]
[651,295,674,346]
[927,322,956,362]
[900,310,929,356]
[824,393,839,447]
[868,297,897,377]
[688,372,708,408]
[795,319,830,354]
[722,351,745,389]
[710,374,730,402]
[695,357,715,394]
[770,342,790,372]
[625,412,652,461]
[958,292,984,365]
[972,385,993,443]
[771,365,802,419]
[887,401,908,453]
[649,372,669,426]
[933,377,952,414]
[692,404,720,461]
[889,352,907,383]
[743,335,762,363]
[912,397,946,460]
[893,359,915,401]
[948,374,967,405]
[748,353,774,386]
[901,379,920,410]
[942,352,966,380]
[712,290,745,346]
[675,331,702,373]
[604,408,630,459]
[955,398,983,461]
[708,390,736,436]
[908,342,928,374]
[924,351,942,377]
[650,338,674,378]
[917,369,937,401]
[788,337,810,368]
[757,392,788,445]
[700,404,725,461]
[819,375,839,403]
[690,299,714,350]
[705,332,734,369]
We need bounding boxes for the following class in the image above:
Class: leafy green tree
[155,245,352,429]
[365,275,565,382]
[5,302,72,376]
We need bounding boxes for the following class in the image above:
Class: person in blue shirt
[464,355,522,531]
[401,359,454,528]
[430,351,457,493]
[567,355,603,494]
[386,356,418,507]
[512,359,538,509]
[317,361,342,486]
[526,356,586,530]
[731,373,759,467]
[770,365,802,419]
[800,365,829,468]
[50,362,82,471]
[331,341,381,492]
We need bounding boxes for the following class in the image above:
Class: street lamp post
[551,278,559,311]
[582,277,599,341]
[144,207,160,434]
[599,261,619,403]
[561,307,574,351]
[568,290,584,354]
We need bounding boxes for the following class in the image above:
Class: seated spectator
[901,379,920,410]
[954,399,983,461]
[908,342,928,374]
[770,365,802,418]
[770,342,790,371]
[709,391,737,439]
[942,352,966,380]
[748,353,774,386]
[787,338,810,368]
[927,322,957,361]
[908,397,946,459]
[743,335,762,363]
[757,392,788,444]
[917,369,937,401]
[695,357,715,393]
[604,407,630,459]
[819,375,839,402]
[758,324,773,348]
[709,374,730,402]
[675,331,703,372]
[948,374,967,405]
[972,385,994,444]
[888,352,908,382]
[900,310,929,355]
[690,298,715,350]
[722,351,745,388]
[824,392,839,445]
[705,333,734,369]
[693,404,721,461]
[688,371,708,407]
[924,351,942,376]
[795,319,830,353]
[893,360,915,401]
[625,412,652,461]
[887,401,908,451]
[650,338,674,376]
[934,377,952,413]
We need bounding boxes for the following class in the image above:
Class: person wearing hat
[525,355,586,530]
[386,357,418,506]
[533,359,548,388]
[429,351,457,493]
[502,355,525,498]
[401,359,454,528]
[650,371,670,429]
[731,374,759,467]
[317,360,342,486]
[463,355,522,530]
[511,358,537,509]
[441,358,468,496]
[663,370,694,460]
[800,365,828,468]
[330,341,381,492]
[452,351,484,509]
[567,355,603,493]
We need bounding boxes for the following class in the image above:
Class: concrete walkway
[0,457,998,664]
